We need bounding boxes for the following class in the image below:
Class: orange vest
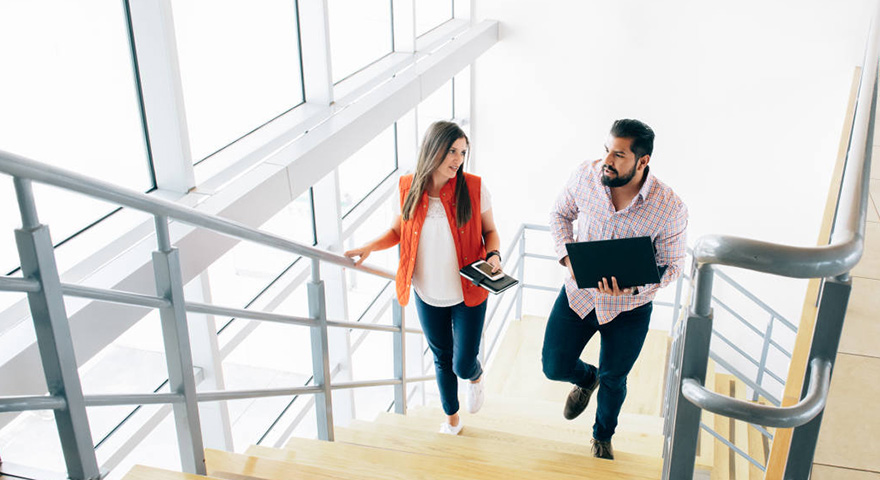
[396,173,489,307]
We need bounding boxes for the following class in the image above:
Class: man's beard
[601,163,638,187]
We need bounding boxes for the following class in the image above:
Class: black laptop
[564,236,666,289]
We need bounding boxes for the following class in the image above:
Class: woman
[344,121,502,435]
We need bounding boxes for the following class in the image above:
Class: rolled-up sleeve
[639,202,688,296]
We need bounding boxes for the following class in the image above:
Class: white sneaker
[439,421,463,435]
[467,377,485,414]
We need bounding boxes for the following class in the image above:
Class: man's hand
[597,276,633,296]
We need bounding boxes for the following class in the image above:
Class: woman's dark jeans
[414,293,487,416]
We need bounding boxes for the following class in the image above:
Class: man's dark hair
[610,119,654,160]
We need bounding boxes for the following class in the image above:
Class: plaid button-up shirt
[550,159,688,324]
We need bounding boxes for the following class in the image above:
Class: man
[542,119,687,460]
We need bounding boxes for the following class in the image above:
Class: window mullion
[392,0,416,53]
[299,0,334,105]
[127,0,195,193]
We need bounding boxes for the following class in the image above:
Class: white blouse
[408,183,492,307]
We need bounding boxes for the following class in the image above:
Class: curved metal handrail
[0,150,394,281]
[682,358,832,428]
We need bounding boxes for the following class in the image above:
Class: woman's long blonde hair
[402,121,473,228]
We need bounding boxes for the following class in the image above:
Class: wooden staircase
[118,315,774,480]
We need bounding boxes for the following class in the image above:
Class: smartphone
[473,259,503,281]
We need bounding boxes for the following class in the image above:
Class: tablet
[564,236,665,289]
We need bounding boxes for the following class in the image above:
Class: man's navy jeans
[541,287,652,442]
[414,293,486,416]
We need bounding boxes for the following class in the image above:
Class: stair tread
[247,442,592,480]
[205,448,377,480]
[332,425,662,479]
[381,407,665,458]
[407,396,665,435]
[355,416,664,460]
[122,465,216,480]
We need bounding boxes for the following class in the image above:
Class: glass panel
[328,0,393,83]
[344,194,398,324]
[416,0,454,37]
[0,1,151,274]
[417,80,454,143]
[172,0,305,161]
[338,125,397,216]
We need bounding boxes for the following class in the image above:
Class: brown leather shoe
[591,438,614,460]
[562,376,599,420]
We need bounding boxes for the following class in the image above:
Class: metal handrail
[682,358,832,428]
[0,150,394,281]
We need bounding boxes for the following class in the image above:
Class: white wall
[471,0,875,325]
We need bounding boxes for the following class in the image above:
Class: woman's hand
[344,246,372,266]
[486,254,502,273]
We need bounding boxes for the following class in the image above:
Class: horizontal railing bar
[654,301,674,308]
[522,223,550,232]
[403,375,435,384]
[712,297,766,337]
[710,353,781,406]
[764,369,786,386]
[0,276,40,293]
[684,358,831,427]
[83,393,184,407]
[0,395,66,413]
[712,269,795,330]
[699,422,766,471]
[198,386,324,402]
[404,327,425,335]
[523,284,559,293]
[330,379,401,390]
[61,283,170,309]
[523,253,557,261]
[326,319,400,333]
[769,339,793,358]
[187,301,318,327]
[712,331,762,368]
[0,150,395,281]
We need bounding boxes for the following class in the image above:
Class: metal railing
[0,150,430,479]
[662,7,879,479]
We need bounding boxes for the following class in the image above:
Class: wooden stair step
[122,465,215,480]
[408,396,665,436]
[205,448,378,480]
[376,409,664,458]
[332,425,662,479]
[247,441,586,480]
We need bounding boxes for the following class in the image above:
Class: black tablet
[564,236,666,289]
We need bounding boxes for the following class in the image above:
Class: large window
[172,0,305,162]
[0,1,152,274]
[417,80,454,143]
[338,125,398,217]
[416,0,454,37]
[328,0,394,83]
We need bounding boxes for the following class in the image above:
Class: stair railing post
[662,263,715,480]
[13,177,101,480]
[515,226,525,320]
[754,316,775,402]
[151,215,206,474]
[783,276,850,479]
[392,299,406,414]
[308,258,334,440]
